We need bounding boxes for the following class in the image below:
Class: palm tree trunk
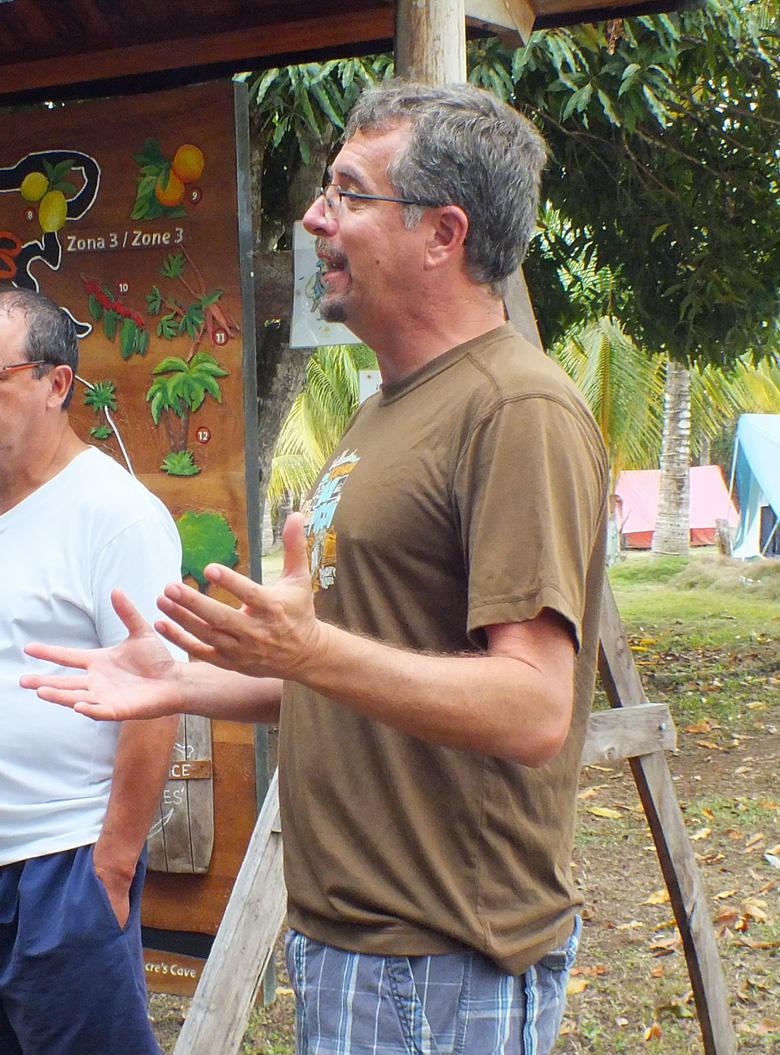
[163,407,190,453]
[652,359,691,555]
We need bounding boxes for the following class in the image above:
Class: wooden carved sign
[148,714,215,874]
[0,80,261,988]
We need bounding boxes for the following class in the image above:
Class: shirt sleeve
[90,510,188,661]
[454,394,607,650]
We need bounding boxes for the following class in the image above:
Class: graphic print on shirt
[301,449,359,593]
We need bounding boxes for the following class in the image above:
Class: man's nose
[302,194,337,236]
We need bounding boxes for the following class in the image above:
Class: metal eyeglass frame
[317,183,423,216]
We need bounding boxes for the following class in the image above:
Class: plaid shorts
[285,917,580,1055]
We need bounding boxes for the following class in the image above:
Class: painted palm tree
[83,378,118,440]
[146,352,228,475]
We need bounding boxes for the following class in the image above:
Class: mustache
[315,238,349,271]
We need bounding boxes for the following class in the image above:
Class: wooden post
[171,770,286,1055]
[598,583,736,1054]
[395,0,466,83]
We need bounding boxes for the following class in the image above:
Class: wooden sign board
[0,80,261,991]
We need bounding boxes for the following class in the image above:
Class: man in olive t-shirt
[24,83,608,1055]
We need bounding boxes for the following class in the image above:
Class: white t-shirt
[0,447,184,865]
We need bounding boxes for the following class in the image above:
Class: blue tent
[731,415,780,558]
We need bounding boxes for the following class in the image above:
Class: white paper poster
[290,221,362,348]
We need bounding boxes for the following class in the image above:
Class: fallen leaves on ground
[588,806,623,819]
[643,889,670,906]
[648,934,681,956]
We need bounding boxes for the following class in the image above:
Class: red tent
[615,466,738,548]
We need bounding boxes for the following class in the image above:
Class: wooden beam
[171,769,286,1055]
[598,582,736,1055]
[0,8,395,97]
[395,0,467,83]
[465,0,535,41]
[580,703,674,767]
[503,267,543,350]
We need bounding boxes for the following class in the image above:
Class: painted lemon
[38,189,68,233]
[172,144,204,184]
[155,170,185,207]
[20,171,49,202]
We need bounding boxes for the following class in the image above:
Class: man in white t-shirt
[0,289,182,1055]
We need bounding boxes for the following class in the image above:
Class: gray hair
[345,81,547,297]
[0,288,78,407]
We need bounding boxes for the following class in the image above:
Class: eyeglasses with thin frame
[316,183,424,218]
[0,359,48,379]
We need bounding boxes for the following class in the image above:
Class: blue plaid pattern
[285,918,580,1055]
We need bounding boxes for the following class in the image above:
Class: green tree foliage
[549,232,780,481]
[469,0,780,367]
[267,343,378,516]
[249,57,393,240]
[176,510,239,592]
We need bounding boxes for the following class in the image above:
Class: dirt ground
[148,634,780,1054]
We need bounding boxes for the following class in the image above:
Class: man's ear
[47,365,74,409]
[423,205,469,270]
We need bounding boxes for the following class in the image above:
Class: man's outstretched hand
[153,511,324,681]
[21,589,182,721]
[22,514,323,720]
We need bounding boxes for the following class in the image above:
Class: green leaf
[189,352,228,377]
[147,285,163,314]
[153,356,189,375]
[52,180,77,196]
[157,315,180,341]
[136,174,158,197]
[147,386,168,425]
[181,304,204,339]
[48,159,74,184]
[251,67,280,106]
[161,253,186,279]
[199,289,225,308]
[143,137,164,162]
[103,309,118,342]
[143,198,165,221]
[131,196,151,221]
[309,82,345,129]
[597,89,621,127]
[161,451,201,477]
[88,293,103,321]
[119,317,137,359]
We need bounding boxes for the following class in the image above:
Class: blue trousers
[0,844,160,1055]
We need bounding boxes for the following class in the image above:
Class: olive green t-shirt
[279,323,608,974]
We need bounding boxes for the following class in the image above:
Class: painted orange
[155,170,185,206]
[172,144,204,183]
